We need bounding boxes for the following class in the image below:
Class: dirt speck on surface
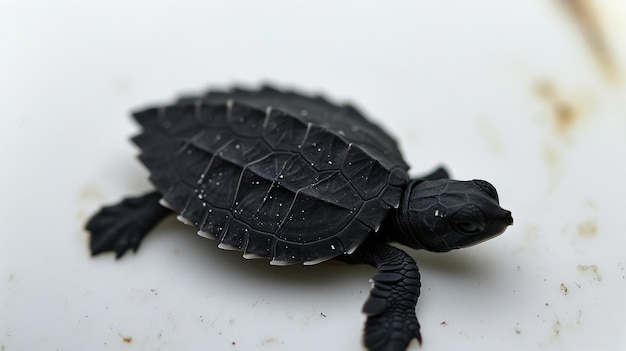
[558,0,620,81]
[440,321,448,326]
[119,334,132,343]
[535,80,582,135]
[560,283,569,295]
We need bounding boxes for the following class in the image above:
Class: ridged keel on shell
[132,91,407,265]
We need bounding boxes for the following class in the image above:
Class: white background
[2,1,626,350]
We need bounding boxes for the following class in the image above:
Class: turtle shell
[132,86,409,265]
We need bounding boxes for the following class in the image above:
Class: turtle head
[395,178,513,252]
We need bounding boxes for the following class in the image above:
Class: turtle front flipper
[86,191,172,258]
[349,238,422,351]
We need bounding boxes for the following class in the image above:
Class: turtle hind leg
[342,238,422,351]
[86,191,172,258]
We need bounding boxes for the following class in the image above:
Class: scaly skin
[347,237,422,351]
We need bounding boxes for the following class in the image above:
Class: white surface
[2,1,626,350]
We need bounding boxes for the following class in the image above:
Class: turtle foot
[362,260,422,351]
[348,238,423,351]
[86,191,171,258]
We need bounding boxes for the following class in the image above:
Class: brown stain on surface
[577,219,597,237]
[558,0,620,81]
[577,264,602,281]
[535,80,581,135]
[261,338,278,345]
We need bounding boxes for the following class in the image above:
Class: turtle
[86,85,513,351]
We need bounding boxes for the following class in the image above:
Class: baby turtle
[86,85,513,351]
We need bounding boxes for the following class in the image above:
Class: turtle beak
[493,209,513,237]
[503,209,514,226]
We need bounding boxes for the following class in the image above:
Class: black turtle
[86,85,513,351]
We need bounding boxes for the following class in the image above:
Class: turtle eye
[456,221,480,234]
[452,205,486,235]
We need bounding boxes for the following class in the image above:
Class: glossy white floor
[2,1,625,350]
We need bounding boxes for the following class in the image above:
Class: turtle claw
[86,191,171,258]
